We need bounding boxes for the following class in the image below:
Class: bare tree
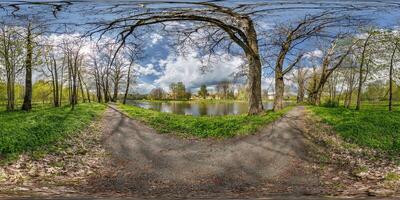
[385,31,400,111]
[267,11,355,110]
[292,64,309,103]
[123,45,140,104]
[88,2,267,114]
[355,30,376,110]
[61,36,84,110]
[308,39,357,105]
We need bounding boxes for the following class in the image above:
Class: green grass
[309,103,400,153]
[0,103,106,159]
[118,103,292,138]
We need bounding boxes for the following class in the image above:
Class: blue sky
[1,0,400,93]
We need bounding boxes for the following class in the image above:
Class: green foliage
[169,82,189,100]
[309,103,400,153]
[322,99,339,108]
[118,103,292,138]
[198,84,208,99]
[0,103,106,158]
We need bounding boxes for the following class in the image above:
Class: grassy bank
[0,103,106,159]
[309,104,400,153]
[118,103,292,138]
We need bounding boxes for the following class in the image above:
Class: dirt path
[87,105,322,197]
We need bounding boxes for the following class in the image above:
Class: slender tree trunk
[6,73,15,111]
[78,70,86,103]
[355,34,372,111]
[22,23,33,111]
[389,42,397,111]
[53,59,60,107]
[59,62,64,106]
[112,80,119,102]
[123,62,133,104]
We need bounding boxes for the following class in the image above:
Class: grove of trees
[0,1,399,114]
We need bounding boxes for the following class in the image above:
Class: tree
[308,39,357,105]
[89,2,265,114]
[0,25,24,111]
[61,36,85,110]
[123,45,140,104]
[169,82,187,100]
[293,65,309,103]
[148,88,165,100]
[198,84,208,99]
[355,30,376,110]
[21,22,34,111]
[216,80,231,99]
[267,11,352,110]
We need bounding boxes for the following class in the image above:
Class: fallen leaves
[304,109,400,197]
[0,118,108,196]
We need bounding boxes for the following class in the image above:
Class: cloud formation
[153,52,244,92]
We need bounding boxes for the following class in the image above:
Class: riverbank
[0,103,106,163]
[118,103,293,138]
[130,99,277,103]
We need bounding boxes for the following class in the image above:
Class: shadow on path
[86,105,323,198]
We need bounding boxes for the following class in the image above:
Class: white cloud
[136,64,161,76]
[153,52,244,91]
[150,33,163,45]
[133,81,155,94]
[304,49,323,58]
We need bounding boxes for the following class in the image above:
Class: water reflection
[127,101,290,116]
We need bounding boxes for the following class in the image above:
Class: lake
[127,100,290,116]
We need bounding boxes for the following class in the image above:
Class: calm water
[127,100,290,116]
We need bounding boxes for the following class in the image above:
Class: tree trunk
[274,75,284,110]
[112,81,119,102]
[22,23,33,111]
[123,62,133,104]
[355,34,372,111]
[78,70,86,103]
[6,73,15,111]
[389,42,397,111]
[245,19,263,115]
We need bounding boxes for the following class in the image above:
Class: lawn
[118,103,292,138]
[0,103,106,159]
[309,103,400,153]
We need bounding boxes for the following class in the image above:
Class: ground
[85,105,320,198]
[0,104,399,199]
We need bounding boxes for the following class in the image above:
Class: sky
[1,0,400,94]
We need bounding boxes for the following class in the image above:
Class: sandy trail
[88,105,321,197]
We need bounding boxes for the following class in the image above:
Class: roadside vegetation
[309,102,400,153]
[0,103,106,160]
[119,103,292,138]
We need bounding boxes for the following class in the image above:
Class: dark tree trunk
[274,75,284,110]
[112,81,119,102]
[22,23,33,111]
[355,34,372,111]
[123,62,133,104]
[297,80,305,103]
[389,42,397,111]
[78,70,86,103]
[245,19,263,115]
